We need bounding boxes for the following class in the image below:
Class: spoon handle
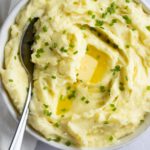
[9,82,32,150]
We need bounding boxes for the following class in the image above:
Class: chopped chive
[68,90,76,99]
[54,122,60,128]
[51,76,56,79]
[122,15,132,24]
[65,141,72,146]
[54,136,61,142]
[125,76,128,81]
[102,2,117,18]
[87,10,93,15]
[45,42,49,46]
[119,82,125,91]
[85,100,90,104]
[35,35,40,41]
[43,109,52,116]
[110,104,117,111]
[44,63,49,70]
[67,86,71,90]
[111,65,121,75]
[126,45,130,48]
[43,26,48,32]
[146,26,150,31]
[147,86,150,90]
[100,86,105,92]
[43,86,48,90]
[81,96,86,101]
[92,15,96,19]
[9,79,13,82]
[62,30,67,34]
[125,0,131,3]
[73,51,78,55]
[95,20,104,27]
[60,47,68,53]
[69,44,75,48]
[104,121,109,124]
[110,19,117,26]
[109,136,114,141]
[43,104,49,108]
[53,42,57,48]
[80,26,86,30]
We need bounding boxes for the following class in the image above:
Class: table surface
[35,0,150,149]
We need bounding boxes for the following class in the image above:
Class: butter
[78,45,110,83]
[57,98,72,115]
[87,45,110,83]
[78,55,98,82]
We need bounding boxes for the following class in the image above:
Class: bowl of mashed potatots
[0,0,150,149]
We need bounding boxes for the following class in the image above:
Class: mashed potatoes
[1,0,150,148]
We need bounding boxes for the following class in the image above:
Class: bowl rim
[0,0,150,150]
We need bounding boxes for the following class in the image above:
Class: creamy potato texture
[1,0,150,148]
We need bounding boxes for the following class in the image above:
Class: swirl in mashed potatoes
[1,0,150,148]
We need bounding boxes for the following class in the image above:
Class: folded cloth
[0,0,37,150]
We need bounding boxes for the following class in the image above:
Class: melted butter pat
[78,45,110,83]
[56,98,72,115]
[78,55,98,82]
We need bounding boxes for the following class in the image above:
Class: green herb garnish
[111,65,121,75]
[122,15,132,24]
[147,86,150,90]
[100,86,106,92]
[43,104,49,108]
[43,109,52,116]
[43,26,48,32]
[60,47,68,53]
[109,136,114,141]
[104,121,109,124]
[125,0,131,3]
[125,45,130,48]
[146,26,150,31]
[45,42,49,46]
[73,51,78,55]
[35,48,44,58]
[81,96,86,101]
[44,63,49,70]
[110,19,117,26]
[43,86,48,90]
[110,104,117,111]
[102,2,117,18]
[85,100,90,104]
[51,76,56,79]
[87,10,93,15]
[68,90,76,99]
[54,136,61,142]
[9,79,13,82]
[119,82,125,91]
[65,141,72,146]
[95,20,104,27]
[54,122,60,128]
[125,76,128,81]
[35,35,40,41]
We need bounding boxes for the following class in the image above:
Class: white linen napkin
[0,0,37,150]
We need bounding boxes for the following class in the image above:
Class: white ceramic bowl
[0,0,150,150]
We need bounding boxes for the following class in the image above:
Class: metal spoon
[9,18,38,150]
